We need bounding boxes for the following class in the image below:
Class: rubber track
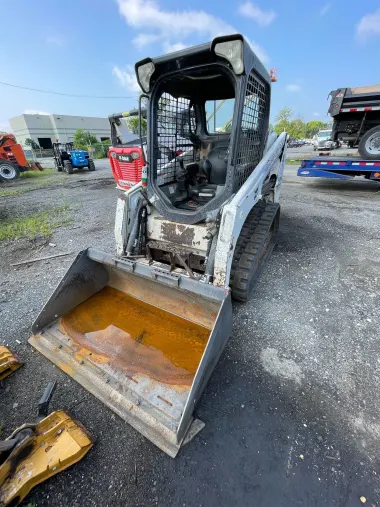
[230,201,279,302]
[229,200,267,284]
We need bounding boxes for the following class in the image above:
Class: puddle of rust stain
[60,286,210,386]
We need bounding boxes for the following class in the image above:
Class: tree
[275,107,293,124]
[25,137,40,150]
[273,108,330,139]
[273,107,294,136]
[305,120,327,138]
[125,117,147,136]
[73,129,98,150]
[288,118,306,139]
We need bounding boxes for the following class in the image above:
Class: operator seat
[199,138,229,185]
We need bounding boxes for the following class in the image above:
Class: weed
[286,159,306,165]
[0,205,73,241]
[20,168,55,179]
[0,172,68,197]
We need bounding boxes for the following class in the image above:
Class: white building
[9,113,112,148]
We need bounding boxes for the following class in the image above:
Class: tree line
[272,107,331,139]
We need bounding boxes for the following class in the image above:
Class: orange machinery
[0,133,42,181]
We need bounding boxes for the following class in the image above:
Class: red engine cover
[108,146,144,190]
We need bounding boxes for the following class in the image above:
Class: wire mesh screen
[155,93,195,184]
[234,71,270,190]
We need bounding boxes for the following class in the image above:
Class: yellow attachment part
[0,410,94,506]
[0,346,22,381]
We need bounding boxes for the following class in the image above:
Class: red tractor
[108,110,182,191]
[0,133,43,181]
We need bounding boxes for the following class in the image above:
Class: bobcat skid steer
[29,34,287,457]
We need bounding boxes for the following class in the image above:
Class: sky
[1,0,380,132]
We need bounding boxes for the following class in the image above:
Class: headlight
[131,152,140,160]
[214,39,244,75]
[110,152,117,158]
[136,60,155,93]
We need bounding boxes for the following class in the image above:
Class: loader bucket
[28,162,44,172]
[29,248,232,457]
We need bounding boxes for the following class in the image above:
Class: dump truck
[0,133,43,181]
[29,34,288,457]
[329,84,380,159]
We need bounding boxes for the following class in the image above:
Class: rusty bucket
[29,248,232,456]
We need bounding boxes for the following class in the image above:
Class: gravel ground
[1,162,380,506]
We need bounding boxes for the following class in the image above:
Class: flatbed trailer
[297,157,380,181]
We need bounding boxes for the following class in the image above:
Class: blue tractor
[53,142,95,174]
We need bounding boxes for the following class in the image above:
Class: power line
[0,80,134,99]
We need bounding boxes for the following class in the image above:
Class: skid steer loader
[29,34,287,457]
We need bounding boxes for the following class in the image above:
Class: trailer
[297,157,380,181]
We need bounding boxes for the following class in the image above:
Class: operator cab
[136,34,271,224]
[153,68,234,210]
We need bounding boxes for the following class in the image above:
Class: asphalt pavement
[1,161,380,506]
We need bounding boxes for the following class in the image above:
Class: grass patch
[0,171,67,197]
[29,176,67,187]
[20,168,55,179]
[286,159,305,165]
[0,203,72,241]
[0,188,26,197]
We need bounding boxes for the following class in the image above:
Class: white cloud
[23,110,51,115]
[320,3,331,16]
[162,42,187,53]
[116,0,268,62]
[46,36,64,47]
[238,2,276,27]
[286,84,301,92]
[313,112,320,117]
[245,37,268,63]
[133,33,162,48]
[112,65,140,92]
[356,9,380,41]
[118,0,232,39]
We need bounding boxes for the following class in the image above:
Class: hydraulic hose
[126,198,144,256]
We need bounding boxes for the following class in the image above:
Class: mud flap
[29,248,232,457]
[0,346,22,381]
[0,410,93,506]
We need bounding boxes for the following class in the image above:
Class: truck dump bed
[329,86,380,116]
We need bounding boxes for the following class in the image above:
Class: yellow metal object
[0,346,22,381]
[0,410,93,506]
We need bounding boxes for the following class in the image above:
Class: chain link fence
[23,144,109,162]
[88,143,110,159]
